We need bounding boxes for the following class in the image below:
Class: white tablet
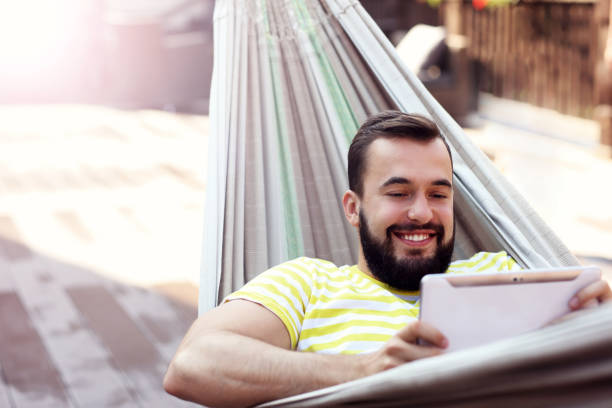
[419,266,601,352]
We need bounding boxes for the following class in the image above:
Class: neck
[357,247,373,278]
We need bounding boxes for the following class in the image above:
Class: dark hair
[347,110,452,196]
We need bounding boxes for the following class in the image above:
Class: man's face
[354,137,455,290]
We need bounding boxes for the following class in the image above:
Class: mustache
[387,222,445,235]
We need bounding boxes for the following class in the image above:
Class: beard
[358,211,454,291]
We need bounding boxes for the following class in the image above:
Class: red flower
[473,0,488,10]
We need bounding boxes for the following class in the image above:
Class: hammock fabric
[199,0,612,406]
[200,0,576,312]
[258,305,612,407]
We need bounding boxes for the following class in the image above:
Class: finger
[383,336,444,363]
[569,280,612,310]
[399,344,444,361]
[583,299,599,309]
[396,321,448,348]
[570,280,612,309]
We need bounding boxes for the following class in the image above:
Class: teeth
[400,233,429,242]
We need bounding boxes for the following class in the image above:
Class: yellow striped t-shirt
[225,251,519,354]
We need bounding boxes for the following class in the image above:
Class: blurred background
[0,0,213,111]
[0,0,611,406]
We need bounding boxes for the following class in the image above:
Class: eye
[430,192,448,199]
[386,192,406,198]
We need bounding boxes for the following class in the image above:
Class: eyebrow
[381,177,452,189]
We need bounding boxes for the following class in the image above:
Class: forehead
[362,137,452,190]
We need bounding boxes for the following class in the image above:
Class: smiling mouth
[393,231,436,246]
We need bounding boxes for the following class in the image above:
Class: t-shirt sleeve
[448,251,522,274]
[503,253,522,272]
[223,257,314,349]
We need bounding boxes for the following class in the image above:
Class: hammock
[200,0,577,312]
[198,1,612,406]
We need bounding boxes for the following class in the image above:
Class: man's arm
[163,299,447,408]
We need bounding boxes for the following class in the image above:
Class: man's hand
[569,279,612,310]
[359,321,448,376]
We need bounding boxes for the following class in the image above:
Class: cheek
[368,201,406,230]
[435,204,454,232]
[362,198,395,224]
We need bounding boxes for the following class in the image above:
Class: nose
[407,192,433,224]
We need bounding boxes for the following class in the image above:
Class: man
[164,111,611,408]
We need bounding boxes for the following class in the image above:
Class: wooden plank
[67,286,191,407]
[477,6,485,92]
[504,4,512,99]
[0,174,26,195]
[485,8,494,95]
[11,260,137,408]
[158,164,206,190]
[569,4,582,115]
[518,4,528,104]
[0,257,15,293]
[487,9,495,93]
[43,257,104,288]
[54,212,93,243]
[559,6,570,113]
[500,7,508,97]
[522,0,595,4]
[542,4,549,110]
[571,4,581,115]
[79,165,115,189]
[492,8,501,96]
[471,7,480,89]
[0,216,32,262]
[511,4,521,100]
[480,9,490,93]
[524,4,533,103]
[544,4,556,110]
[8,212,88,270]
[467,5,476,76]
[0,292,71,407]
[594,0,610,107]
[500,6,508,98]
[585,2,598,115]
[0,361,15,408]
[106,282,196,363]
[108,286,197,408]
[525,3,533,103]
[577,4,593,116]
[67,285,164,371]
[536,6,546,107]
[552,4,562,113]
[514,4,523,102]
[532,5,541,107]
[117,207,151,233]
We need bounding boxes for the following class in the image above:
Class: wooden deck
[0,105,206,407]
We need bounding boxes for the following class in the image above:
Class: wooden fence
[442,0,598,118]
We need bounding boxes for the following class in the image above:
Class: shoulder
[232,257,342,292]
[447,251,521,274]
[266,257,340,278]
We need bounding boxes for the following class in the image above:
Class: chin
[397,248,436,259]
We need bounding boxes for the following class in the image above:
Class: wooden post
[594,0,612,150]
[444,0,463,36]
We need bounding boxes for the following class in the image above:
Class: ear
[342,190,360,228]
